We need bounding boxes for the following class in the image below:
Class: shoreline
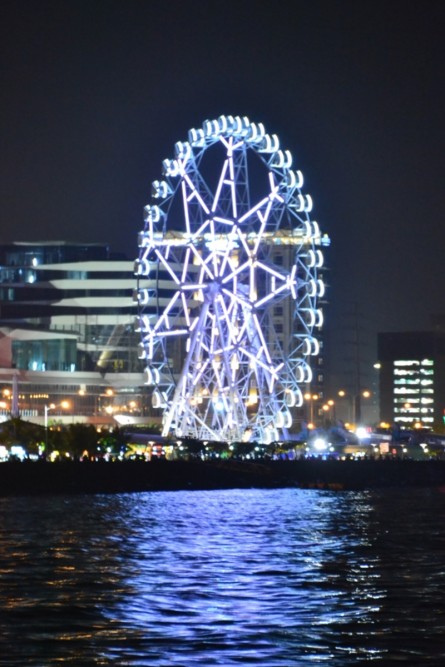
[1,458,445,496]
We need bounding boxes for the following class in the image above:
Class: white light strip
[238,194,270,223]
[221,259,250,284]
[181,247,191,284]
[256,261,286,282]
[212,216,235,226]
[183,173,210,214]
[156,252,181,284]
[153,290,180,331]
[157,329,189,337]
[252,313,272,365]
[211,158,230,212]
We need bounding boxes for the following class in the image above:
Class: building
[0,241,151,427]
[378,330,445,429]
[0,238,330,436]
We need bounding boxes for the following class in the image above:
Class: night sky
[1,0,445,389]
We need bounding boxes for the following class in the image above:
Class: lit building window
[392,358,434,425]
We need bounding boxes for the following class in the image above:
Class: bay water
[0,487,444,665]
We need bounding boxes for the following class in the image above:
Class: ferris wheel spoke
[251,313,273,365]
[221,259,250,285]
[180,246,193,283]
[238,194,271,224]
[211,157,233,213]
[182,172,210,215]
[156,252,181,285]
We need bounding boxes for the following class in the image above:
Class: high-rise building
[378,331,445,428]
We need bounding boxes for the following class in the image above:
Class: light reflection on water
[0,488,445,665]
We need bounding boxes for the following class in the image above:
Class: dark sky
[1,0,445,387]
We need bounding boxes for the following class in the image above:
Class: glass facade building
[0,242,151,426]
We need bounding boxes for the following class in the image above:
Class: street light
[356,390,371,424]
[44,403,56,450]
[304,393,319,426]
[96,389,114,416]
[338,389,371,425]
[322,399,336,423]
[44,401,70,450]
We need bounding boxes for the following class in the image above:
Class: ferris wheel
[135,115,327,443]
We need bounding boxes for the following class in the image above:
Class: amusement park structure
[135,115,329,443]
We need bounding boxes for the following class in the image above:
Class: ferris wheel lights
[275,411,285,428]
[245,121,266,143]
[270,149,293,169]
[203,119,221,137]
[282,411,293,429]
[302,308,316,328]
[301,220,312,238]
[305,195,314,212]
[135,288,152,305]
[151,180,172,199]
[258,133,280,153]
[303,337,320,355]
[143,204,163,223]
[152,390,168,409]
[293,193,313,212]
[236,116,251,136]
[217,115,229,133]
[295,363,311,384]
[284,389,300,408]
[211,115,249,138]
[321,233,331,247]
[311,220,320,237]
[174,141,192,160]
[205,237,233,252]
[306,248,324,268]
[285,170,304,189]
[223,115,236,131]
[188,127,206,147]
[138,116,325,441]
[134,258,151,276]
[145,367,160,386]
[162,158,181,176]
[307,278,325,298]
[138,230,149,248]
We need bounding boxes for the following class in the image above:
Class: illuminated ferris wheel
[135,115,327,443]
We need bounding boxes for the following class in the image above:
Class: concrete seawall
[1,458,445,495]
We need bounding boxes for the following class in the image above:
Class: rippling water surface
[1,487,445,666]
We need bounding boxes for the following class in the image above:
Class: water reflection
[0,488,445,665]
